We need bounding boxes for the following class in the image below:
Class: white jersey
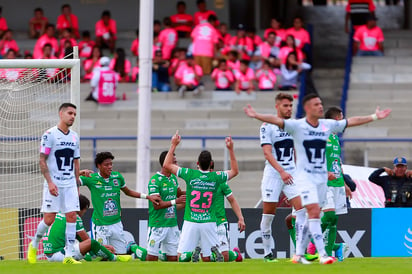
[283,118,347,184]
[260,122,295,174]
[39,126,80,188]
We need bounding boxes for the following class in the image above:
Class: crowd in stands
[0,0,385,98]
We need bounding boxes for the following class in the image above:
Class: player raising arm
[244,94,390,265]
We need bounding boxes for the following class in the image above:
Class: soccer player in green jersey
[80,151,160,258]
[147,151,186,261]
[42,194,131,263]
[321,107,351,261]
[164,131,239,262]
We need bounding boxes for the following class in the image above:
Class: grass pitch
[1,258,412,274]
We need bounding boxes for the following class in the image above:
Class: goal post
[0,48,80,260]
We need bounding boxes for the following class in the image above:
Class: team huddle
[27,94,390,264]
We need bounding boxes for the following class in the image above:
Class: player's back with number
[178,167,228,223]
[40,126,80,187]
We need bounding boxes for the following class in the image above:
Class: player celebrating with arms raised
[163,131,239,262]
[28,103,81,264]
[244,93,391,264]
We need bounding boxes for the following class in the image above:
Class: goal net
[0,50,80,260]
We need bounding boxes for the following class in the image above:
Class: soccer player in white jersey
[259,93,304,262]
[244,93,391,264]
[28,103,82,264]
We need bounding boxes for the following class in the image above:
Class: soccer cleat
[263,252,279,263]
[335,243,349,262]
[304,253,319,261]
[291,255,311,264]
[116,255,132,262]
[319,255,336,265]
[63,257,82,264]
[27,242,37,264]
[233,247,243,262]
[192,246,202,262]
[307,242,316,255]
[211,246,224,262]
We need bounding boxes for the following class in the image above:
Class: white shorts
[261,167,299,203]
[296,179,328,208]
[41,184,80,213]
[178,221,218,257]
[91,221,128,254]
[217,223,229,252]
[323,186,348,215]
[45,241,82,262]
[147,226,180,256]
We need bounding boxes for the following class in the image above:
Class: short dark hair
[159,151,168,167]
[163,17,171,26]
[197,0,205,4]
[177,1,186,7]
[61,4,71,11]
[198,150,212,171]
[325,106,343,119]
[302,93,320,107]
[275,92,293,102]
[102,10,111,17]
[240,59,249,66]
[34,7,43,13]
[95,151,115,167]
[208,14,217,23]
[58,102,76,112]
[46,23,55,29]
[79,194,90,211]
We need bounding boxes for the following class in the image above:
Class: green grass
[1,258,412,274]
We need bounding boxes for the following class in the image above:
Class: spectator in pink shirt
[253,31,281,68]
[33,24,59,59]
[171,1,193,38]
[0,29,19,57]
[227,50,240,72]
[218,23,231,46]
[191,14,219,75]
[264,18,285,47]
[95,10,117,54]
[78,31,96,59]
[194,0,219,27]
[0,7,8,38]
[169,48,187,76]
[131,29,139,57]
[175,54,204,97]
[246,26,263,51]
[40,43,59,78]
[255,60,277,91]
[109,48,131,83]
[234,60,254,94]
[56,4,79,39]
[158,17,178,60]
[228,24,254,61]
[0,49,24,81]
[59,28,77,58]
[82,46,102,82]
[353,14,384,56]
[29,7,48,39]
[211,59,235,91]
[285,17,310,50]
[278,34,305,64]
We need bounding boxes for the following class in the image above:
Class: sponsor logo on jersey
[59,141,76,146]
[113,179,119,186]
[149,239,156,247]
[308,131,326,136]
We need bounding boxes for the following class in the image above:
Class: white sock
[260,214,275,256]
[308,218,327,257]
[294,208,308,256]
[64,222,77,257]
[32,220,49,249]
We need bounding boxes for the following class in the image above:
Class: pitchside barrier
[13,207,412,260]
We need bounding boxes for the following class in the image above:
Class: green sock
[288,217,296,248]
[321,211,338,256]
[158,252,167,261]
[83,253,93,261]
[130,244,147,261]
[90,239,115,261]
[178,252,192,262]
[228,250,238,262]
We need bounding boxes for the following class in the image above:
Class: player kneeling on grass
[42,194,131,263]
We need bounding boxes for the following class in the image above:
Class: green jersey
[80,172,126,226]
[214,182,233,226]
[148,172,179,227]
[177,167,228,223]
[326,133,345,187]
[43,213,83,254]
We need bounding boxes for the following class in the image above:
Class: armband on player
[170,199,176,206]
[371,114,378,121]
